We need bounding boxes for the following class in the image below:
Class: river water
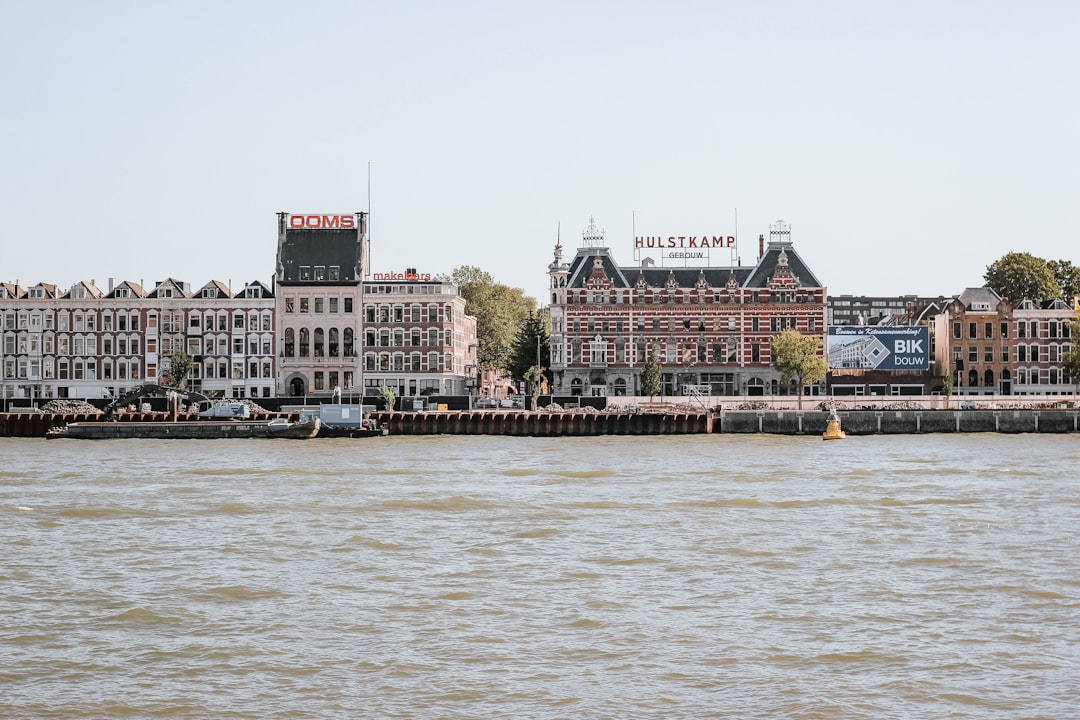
[1,434,1077,719]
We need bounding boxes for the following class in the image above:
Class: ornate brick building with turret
[546,219,828,398]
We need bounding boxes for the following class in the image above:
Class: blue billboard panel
[827,326,930,370]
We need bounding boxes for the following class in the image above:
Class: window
[344,298,353,313]
[299,298,309,313]
[1000,322,1009,339]
[984,346,993,363]
[329,266,340,281]
[968,322,976,339]
[299,266,311,281]
[985,323,993,339]
[968,346,977,363]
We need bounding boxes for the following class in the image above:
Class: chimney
[758,234,765,260]
[108,278,115,292]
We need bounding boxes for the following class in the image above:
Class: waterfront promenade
[3,400,1078,437]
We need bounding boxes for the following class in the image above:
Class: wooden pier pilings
[380,410,711,436]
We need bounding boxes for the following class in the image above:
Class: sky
[3,1,1078,306]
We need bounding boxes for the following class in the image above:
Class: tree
[984,252,1060,304]
[378,384,396,412]
[941,364,953,409]
[770,329,827,410]
[524,365,544,404]
[1048,259,1080,300]
[446,265,537,372]
[164,350,193,389]
[1063,312,1080,393]
[640,343,662,398]
[508,310,550,384]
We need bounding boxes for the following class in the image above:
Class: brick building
[547,220,828,398]
[932,288,1076,396]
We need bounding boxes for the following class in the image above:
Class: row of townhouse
[1,273,478,405]
[0,211,479,405]
[932,288,1077,396]
[0,278,275,402]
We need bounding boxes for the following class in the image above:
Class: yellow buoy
[823,407,846,440]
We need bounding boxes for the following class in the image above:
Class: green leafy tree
[508,310,550,384]
[1048,259,1080,300]
[164,350,193,390]
[640,344,662,398]
[984,252,1060,304]
[446,265,536,372]
[770,329,827,410]
[378,384,396,412]
[1063,313,1080,392]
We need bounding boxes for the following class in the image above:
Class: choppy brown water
[2,434,1077,719]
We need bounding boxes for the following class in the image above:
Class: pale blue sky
[3,1,1077,305]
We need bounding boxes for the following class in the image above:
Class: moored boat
[47,417,320,440]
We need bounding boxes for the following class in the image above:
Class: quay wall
[4,409,1079,438]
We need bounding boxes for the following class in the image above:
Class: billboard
[827,326,929,370]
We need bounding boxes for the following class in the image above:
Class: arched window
[299,328,310,357]
[328,328,339,357]
[570,377,584,396]
[314,328,324,357]
[614,378,627,396]
[984,369,994,388]
[284,328,295,357]
[968,369,979,386]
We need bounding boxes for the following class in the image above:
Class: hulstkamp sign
[827,327,930,370]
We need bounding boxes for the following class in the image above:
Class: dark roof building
[548,219,829,399]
